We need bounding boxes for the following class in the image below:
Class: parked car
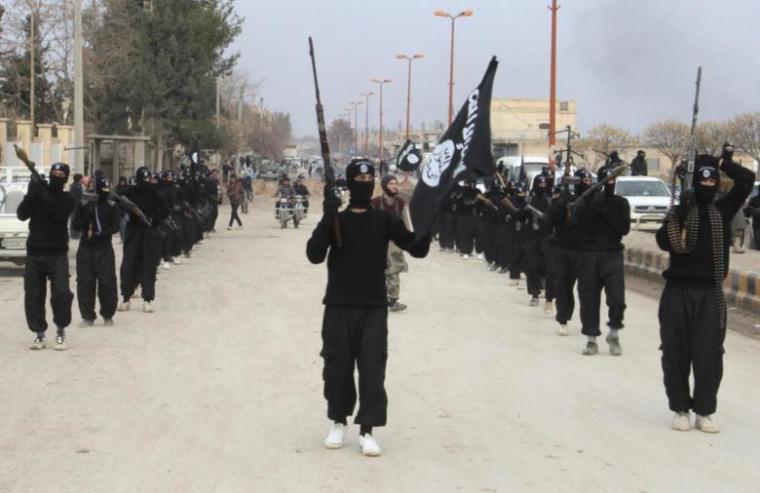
[615,176,671,227]
[0,168,31,265]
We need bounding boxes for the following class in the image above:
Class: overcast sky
[231,0,760,138]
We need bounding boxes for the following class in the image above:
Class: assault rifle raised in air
[671,66,702,208]
[309,36,342,247]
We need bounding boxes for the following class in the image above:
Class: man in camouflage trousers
[372,175,410,312]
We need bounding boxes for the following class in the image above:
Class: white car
[0,168,31,265]
[615,176,671,227]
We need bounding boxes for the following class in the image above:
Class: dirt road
[1,201,759,492]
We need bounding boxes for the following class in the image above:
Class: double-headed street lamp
[396,53,424,139]
[434,9,474,125]
[359,91,374,155]
[371,78,391,162]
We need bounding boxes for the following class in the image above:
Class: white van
[497,156,550,187]
[0,167,31,265]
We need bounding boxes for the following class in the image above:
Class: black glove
[322,185,341,217]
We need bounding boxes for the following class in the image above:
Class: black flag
[396,139,423,173]
[410,56,498,239]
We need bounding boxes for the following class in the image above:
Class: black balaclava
[693,154,720,205]
[381,175,398,198]
[514,183,528,207]
[48,163,70,193]
[597,166,616,197]
[136,166,151,189]
[346,159,376,208]
[609,151,622,165]
[721,142,734,162]
[574,169,592,196]
[533,175,550,196]
[96,177,111,202]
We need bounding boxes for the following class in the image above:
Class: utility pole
[371,79,391,162]
[74,0,85,171]
[29,0,36,137]
[359,91,373,155]
[215,77,221,124]
[548,0,560,149]
[238,83,245,123]
[396,54,424,139]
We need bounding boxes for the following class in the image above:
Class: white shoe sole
[324,440,344,449]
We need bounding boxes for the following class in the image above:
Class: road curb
[624,247,760,312]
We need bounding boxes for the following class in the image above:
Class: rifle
[526,204,545,220]
[684,67,702,198]
[111,191,152,227]
[476,193,498,210]
[568,163,629,213]
[309,36,342,247]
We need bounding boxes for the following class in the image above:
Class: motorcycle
[276,197,294,229]
[292,195,306,227]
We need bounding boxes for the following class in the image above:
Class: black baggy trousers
[76,241,118,321]
[321,306,389,427]
[524,236,554,300]
[658,286,724,416]
[577,250,626,336]
[120,225,159,302]
[455,214,476,255]
[552,246,580,325]
[24,254,73,334]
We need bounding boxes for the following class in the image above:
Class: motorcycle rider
[293,175,311,216]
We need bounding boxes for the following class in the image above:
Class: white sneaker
[461,254,470,259]
[695,414,720,433]
[172,257,182,265]
[79,319,95,327]
[358,434,382,457]
[117,301,130,312]
[143,301,154,313]
[544,300,554,315]
[477,253,484,260]
[324,423,346,449]
[671,412,691,432]
[557,324,568,336]
[161,260,171,270]
[30,336,46,350]
[54,335,66,351]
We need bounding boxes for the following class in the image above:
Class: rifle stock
[13,144,43,183]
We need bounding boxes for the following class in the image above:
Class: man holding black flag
[307,159,430,457]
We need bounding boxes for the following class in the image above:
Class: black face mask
[575,182,590,196]
[49,175,66,192]
[694,185,717,204]
[348,180,374,208]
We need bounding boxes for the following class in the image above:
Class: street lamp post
[371,79,391,162]
[349,101,362,153]
[359,91,374,155]
[396,53,424,139]
[434,9,473,125]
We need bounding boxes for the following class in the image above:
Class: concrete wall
[0,118,76,172]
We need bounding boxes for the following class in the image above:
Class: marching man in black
[307,159,430,457]
[17,162,76,350]
[656,154,754,433]
[72,176,121,326]
[578,165,630,356]
[118,167,168,313]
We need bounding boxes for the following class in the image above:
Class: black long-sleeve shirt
[17,183,76,256]
[122,184,168,228]
[656,159,755,287]
[581,191,630,251]
[546,197,584,249]
[71,200,121,246]
[306,209,430,306]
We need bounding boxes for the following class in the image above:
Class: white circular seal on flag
[422,140,455,187]
[360,164,369,173]
[407,153,420,165]
[702,169,711,178]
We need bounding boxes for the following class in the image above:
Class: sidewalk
[624,229,760,312]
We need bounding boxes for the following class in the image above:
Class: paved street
[1,201,759,492]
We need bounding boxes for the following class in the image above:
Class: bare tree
[727,112,760,163]
[327,118,352,157]
[577,124,633,168]
[644,120,690,170]
[697,120,730,156]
